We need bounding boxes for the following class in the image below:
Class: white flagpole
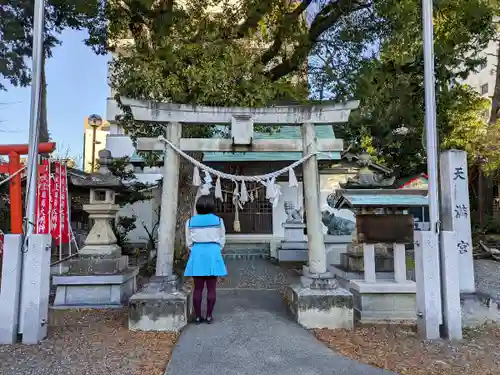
[24,0,45,238]
[422,0,439,238]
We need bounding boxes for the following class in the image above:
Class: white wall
[463,40,497,98]
[117,186,161,245]
[106,134,136,157]
[272,182,304,238]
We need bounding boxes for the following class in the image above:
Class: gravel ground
[315,324,500,375]
[314,258,500,375]
[216,258,301,292]
[474,259,500,300]
[0,309,178,375]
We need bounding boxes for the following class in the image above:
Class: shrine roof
[203,125,340,162]
[332,189,429,209]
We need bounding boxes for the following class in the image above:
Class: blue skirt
[184,242,227,277]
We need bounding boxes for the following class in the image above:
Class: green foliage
[472,213,500,234]
[0,0,102,90]
[108,156,155,206]
[359,130,386,166]
[311,0,497,176]
[102,0,319,145]
[441,88,500,174]
[113,216,137,248]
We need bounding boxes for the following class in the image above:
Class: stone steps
[222,243,270,260]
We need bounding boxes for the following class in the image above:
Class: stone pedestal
[287,266,354,329]
[128,276,192,332]
[339,232,392,272]
[52,254,139,308]
[277,223,308,262]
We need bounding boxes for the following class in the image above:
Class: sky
[0,29,110,163]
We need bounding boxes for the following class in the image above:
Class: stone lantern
[79,153,122,258]
[52,149,139,308]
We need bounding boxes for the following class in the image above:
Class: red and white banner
[0,230,4,255]
[35,159,50,234]
[49,162,71,244]
[59,163,71,244]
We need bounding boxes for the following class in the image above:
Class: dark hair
[195,195,216,215]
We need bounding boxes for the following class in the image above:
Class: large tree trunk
[489,41,500,125]
[489,40,500,228]
[174,151,203,253]
[39,57,49,143]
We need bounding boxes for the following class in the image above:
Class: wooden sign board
[356,214,414,244]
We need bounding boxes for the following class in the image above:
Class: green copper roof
[130,150,144,163]
[203,125,340,162]
[130,125,340,163]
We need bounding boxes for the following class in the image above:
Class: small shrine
[327,153,429,323]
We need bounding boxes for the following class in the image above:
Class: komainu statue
[284,201,304,224]
[321,210,356,235]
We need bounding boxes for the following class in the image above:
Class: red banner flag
[0,231,4,255]
[50,162,61,240]
[35,159,50,234]
[59,164,71,244]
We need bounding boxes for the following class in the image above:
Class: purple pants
[192,276,217,318]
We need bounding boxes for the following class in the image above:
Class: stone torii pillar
[107,98,359,331]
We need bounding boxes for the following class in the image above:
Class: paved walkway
[165,289,397,375]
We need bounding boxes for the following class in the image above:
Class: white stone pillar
[440,150,475,293]
[414,230,442,340]
[393,243,407,283]
[301,122,327,274]
[0,234,23,344]
[21,234,52,344]
[439,230,463,339]
[362,243,376,283]
[157,122,181,278]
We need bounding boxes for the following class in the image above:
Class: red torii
[0,143,56,234]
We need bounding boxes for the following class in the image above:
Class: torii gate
[107,98,359,281]
[0,143,56,234]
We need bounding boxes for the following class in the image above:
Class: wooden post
[9,152,23,234]
[156,122,181,278]
[301,122,327,274]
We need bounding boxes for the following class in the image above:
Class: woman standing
[184,195,227,323]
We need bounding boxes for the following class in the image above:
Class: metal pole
[422,0,440,235]
[91,126,97,172]
[422,0,446,339]
[25,0,45,236]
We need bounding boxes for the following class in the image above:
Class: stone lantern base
[52,267,139,308]
[52,250,139,308]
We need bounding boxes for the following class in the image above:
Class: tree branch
[259,0,313,66]
[236,1,276,38]
[267,0,371,81]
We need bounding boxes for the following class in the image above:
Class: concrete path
[165,289,397,375]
